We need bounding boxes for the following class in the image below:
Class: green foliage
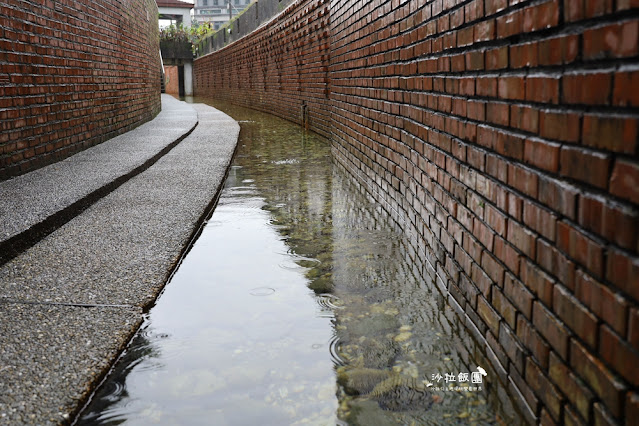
[159,22,216,55]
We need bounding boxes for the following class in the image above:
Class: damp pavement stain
[76,100,525,425]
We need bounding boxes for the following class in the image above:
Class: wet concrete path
[0,96,239,424]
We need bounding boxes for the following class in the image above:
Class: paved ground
[0,95,240,425]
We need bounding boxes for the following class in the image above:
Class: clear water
[76,100,523,425]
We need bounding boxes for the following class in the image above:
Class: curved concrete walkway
[0,95,199,264]
[0,96,240,424]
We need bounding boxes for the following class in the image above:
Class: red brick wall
[194,1,639,424]
[0,0,162,180]
[194,0,332,138]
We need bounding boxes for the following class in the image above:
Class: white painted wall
[158,6,192,26]
[184,61,193,96]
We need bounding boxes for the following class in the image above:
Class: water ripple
[328,335,347,367]
[249,287,276,296]
[317,293,343,310]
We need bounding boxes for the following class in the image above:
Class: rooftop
[156,0,193,9]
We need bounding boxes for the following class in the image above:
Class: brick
[496,10,523,38]
[467,100,486,122]
[582,114,637,155]
[449,280,467,310]
[482,251,505,286]
[539,110,580,142]
[540,408,557,426]
[485,46,508,70]
[618,0,639,9]
[505,272,534,318]
[583,20,639,59]
[474,19,494,42]
[601,203,639,251]
[593,403,619,426]
[486,153,508,182]
[627,393,639,423]
[493,286,517,329]
[476,76,498,98]
[557,220,604,279]
[485,0,507,15]
[494,236,520,276]
[484,204,506,236]
[533,300,570,359]
[613,69,639,107]
[610,159,639,205]
[507,163,538,198]
[477,294,501,336]
[549,351,595,422]
[497,133,524,161]
[579,194,639,250]
[603,203,639,251]
[629,308,639,351]
[566,0,614,21]
[539,34,579,66]
[498,76,525,100]
[576,269,628,336]
[517,315,550,368]
[571,339,626,418]
[599,324,639,386]
[553,284,599,349]
[562,72,612,105]
[486,333,509,383]
[564,406,585,426]
[486,102,509,127]
[523,200,557,241]
[522,255,556,304]
[560,146,611,190]
[457,203,475,232]
[473,217,495,251]
[465,50,484,70]
[510,42,538,69]
[451,8,465,30]
[509,371,539,424]
[503,324,529,371]
[507,220,536,259]
[458,271,479,306]
[465,0,485,21]
[606,248,639,302]
[455,243,473,275]
[525,357,564,422]
[538,175,578,219]
[510,104,539,134]
[523,138,560,173]
[491,183,509,212]
[523,0,559,32]
[586,0,614,18]
[526,75,559,104]
[472,261,493,297]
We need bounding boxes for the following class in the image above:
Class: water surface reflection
[77,100,523,425]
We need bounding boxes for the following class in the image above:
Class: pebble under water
[75,99,524,425]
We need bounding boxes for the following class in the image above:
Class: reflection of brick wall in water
[164,66,180,96]
[0,0,162,180]
[194,1,639,424]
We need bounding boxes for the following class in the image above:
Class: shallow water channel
[76,100,523,425]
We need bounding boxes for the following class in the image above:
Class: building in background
[157,0,194,27]
[156,0,195,96]
[193,0,252,30]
